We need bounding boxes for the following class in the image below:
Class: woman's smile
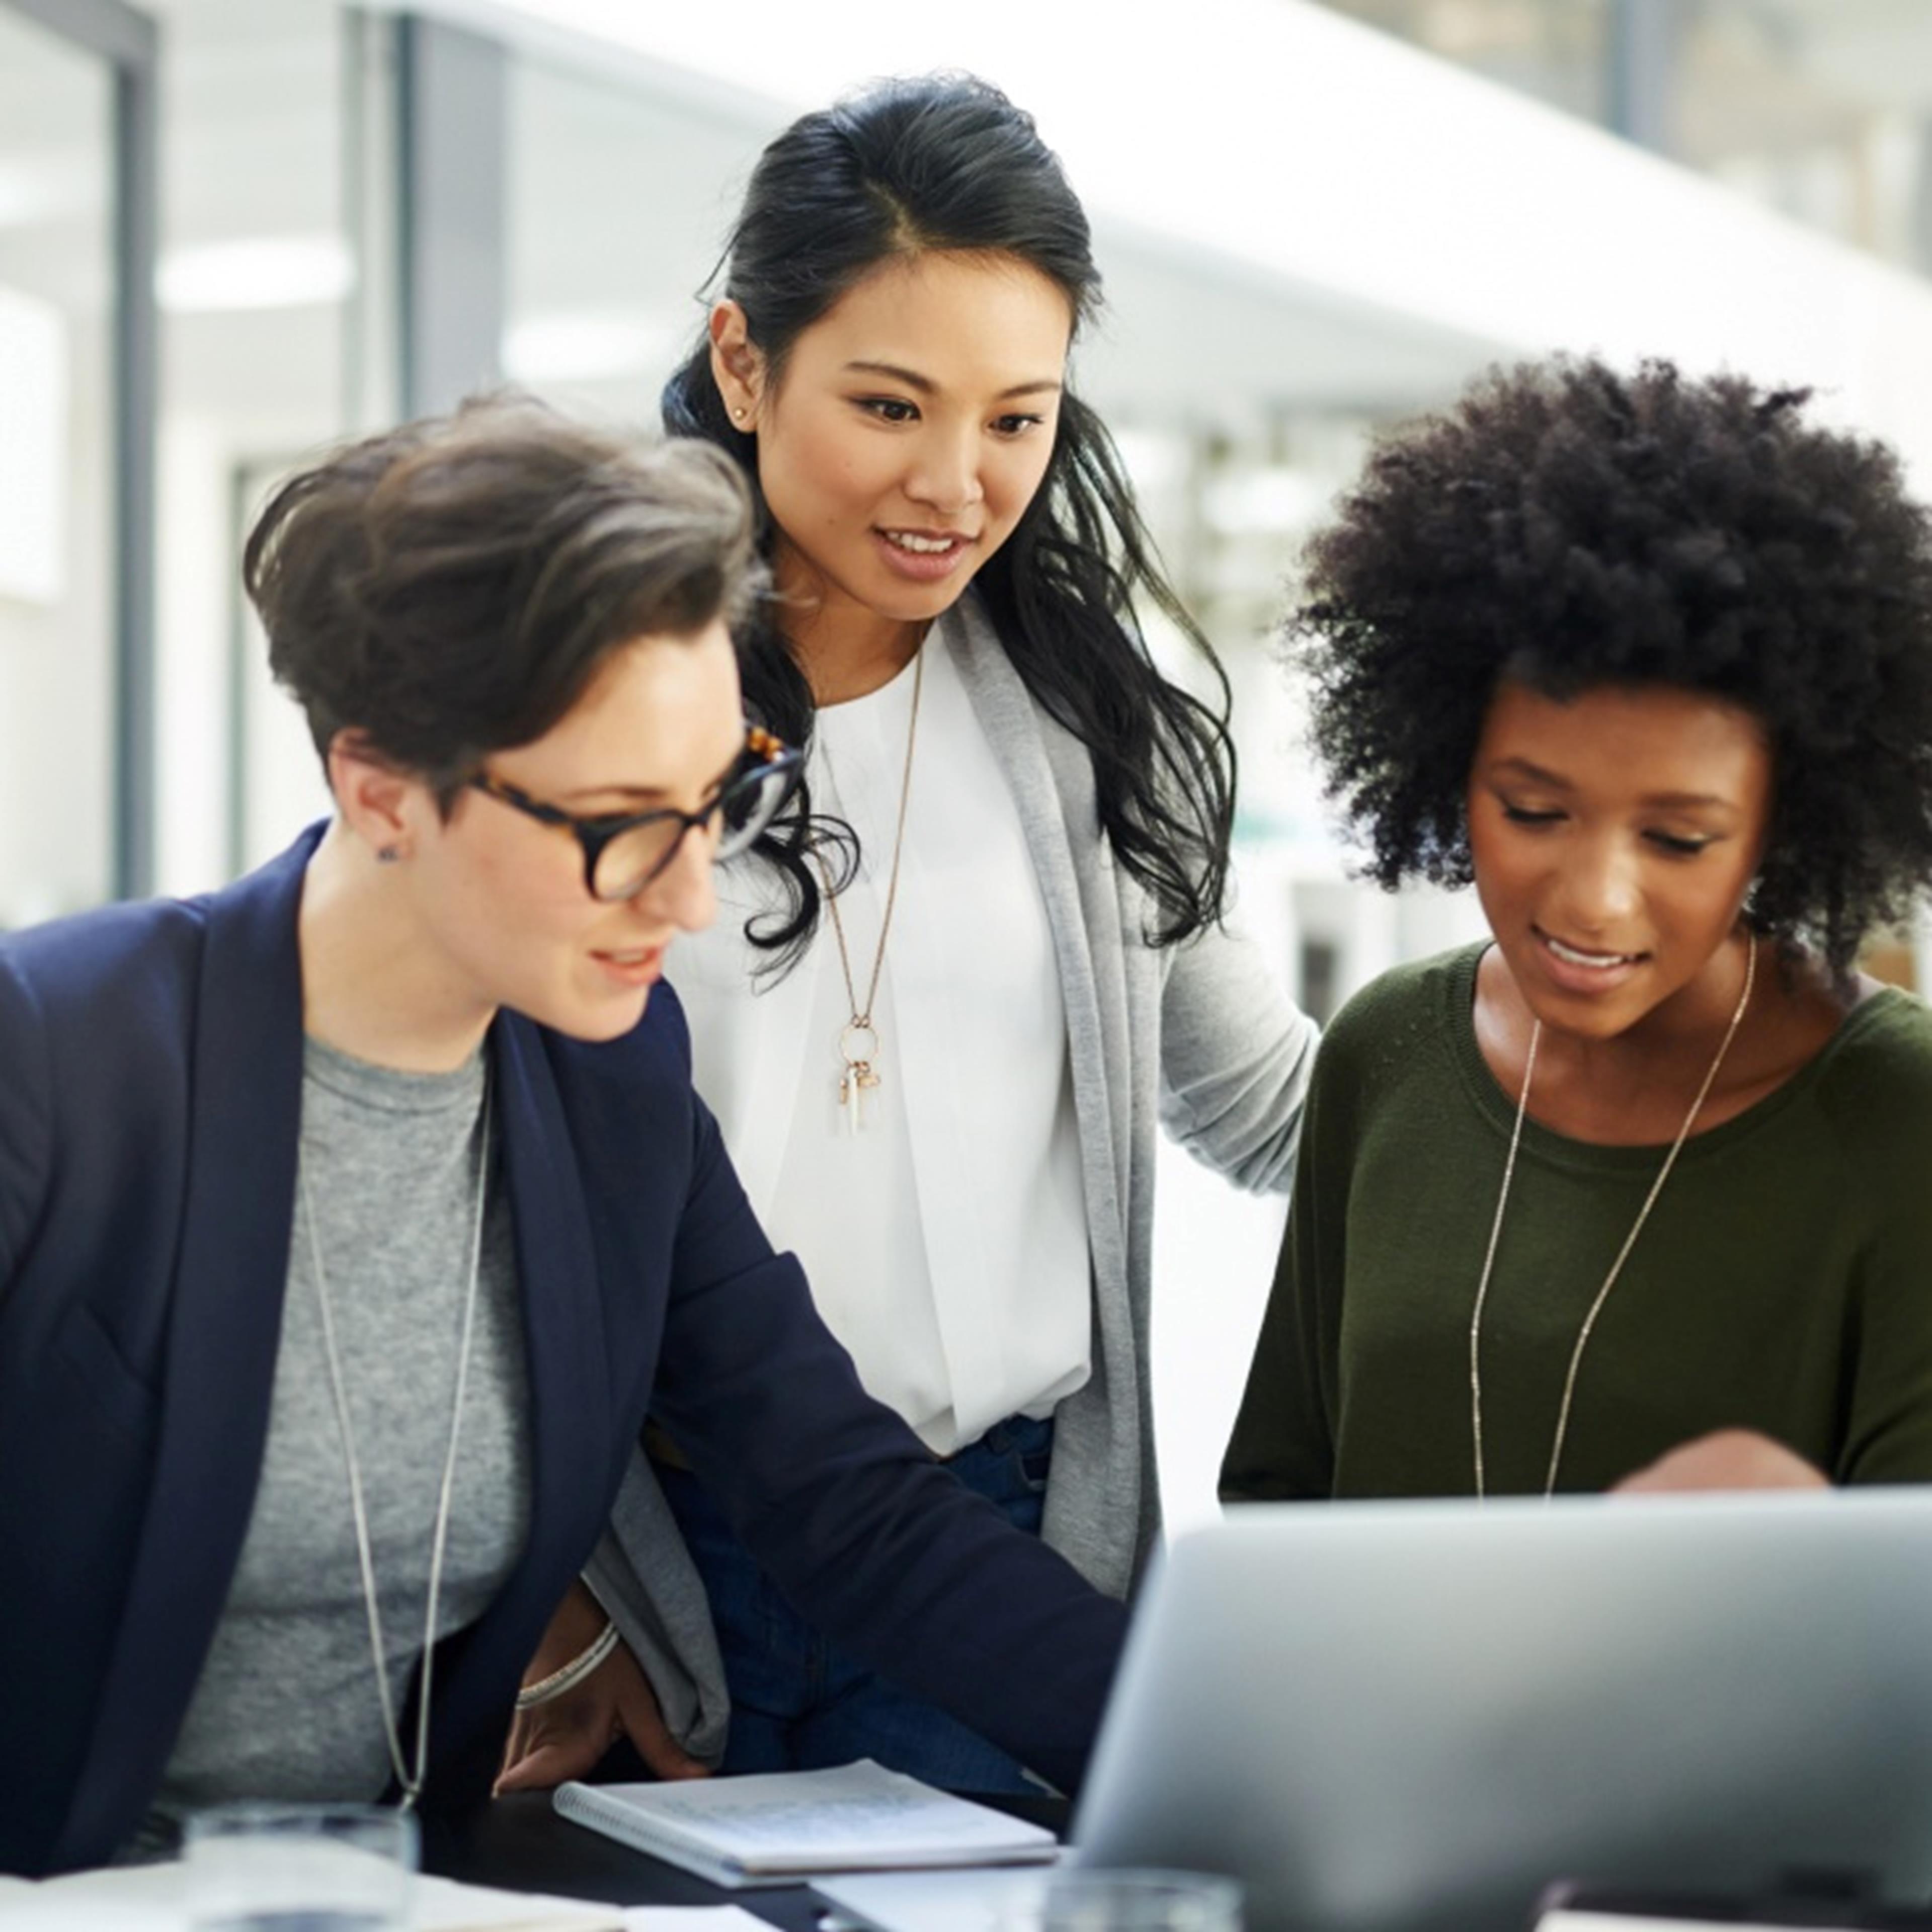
[872,524,978,582]
[589,942,668,989]
[1532,927,1649,992]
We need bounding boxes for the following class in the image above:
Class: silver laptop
[1070,1490,1932,1932]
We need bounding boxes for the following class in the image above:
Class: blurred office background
[8,0,1932,1520]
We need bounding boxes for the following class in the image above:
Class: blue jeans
[657,1413,1054,1794]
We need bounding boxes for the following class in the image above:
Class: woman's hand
[1613,1428,1828,1494]
[496,1579,709,1792]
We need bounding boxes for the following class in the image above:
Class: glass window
[148,0,348,886]
[504,54,776,429]
[0,6,115,925]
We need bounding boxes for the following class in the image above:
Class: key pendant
[837,1020,881,1135]
[839,1062,881,1134]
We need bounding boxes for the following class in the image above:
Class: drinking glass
[183,1802,417,1931]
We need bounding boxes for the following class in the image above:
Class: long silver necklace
[1469,934,1756,1498]
[299,1071,493,1809]
[814,646,924,1135]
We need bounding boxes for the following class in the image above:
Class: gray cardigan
[585,597,1318,1760]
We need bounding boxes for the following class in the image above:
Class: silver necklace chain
[1469,934,1757,1499]
[814,645,925,1133]
[300,1070,494,1809]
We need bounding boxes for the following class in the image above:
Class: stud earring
[376,845,401,864]
[732,406,748,424]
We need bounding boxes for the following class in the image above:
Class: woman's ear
[708,299,766,433]
[326,731,421,864]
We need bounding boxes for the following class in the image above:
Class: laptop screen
[1072,1491,1932,1932]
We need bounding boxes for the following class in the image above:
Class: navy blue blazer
[0,828,1126,1876]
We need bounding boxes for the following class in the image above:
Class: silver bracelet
[514,1619,621,1711]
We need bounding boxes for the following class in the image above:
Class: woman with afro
[1222,356,1932,1500]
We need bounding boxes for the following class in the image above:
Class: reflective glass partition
[503,52,774,431]
[150,0,349,887]
[0,6,116,925]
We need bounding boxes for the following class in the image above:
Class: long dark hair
[663,72,1235,963]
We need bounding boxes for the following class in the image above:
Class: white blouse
[667,635,1091,1454]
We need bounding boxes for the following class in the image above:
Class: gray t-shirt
[153,1036,531,1818]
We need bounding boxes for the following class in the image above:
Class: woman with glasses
[0,398,1128,1877]
[498,73,1317,1797]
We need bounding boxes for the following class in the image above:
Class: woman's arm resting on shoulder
[1613,1429,1829,1493]
[1158,914,1318,1195]
[497,1579,707,1791]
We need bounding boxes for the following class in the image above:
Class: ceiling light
[156,235,355,314]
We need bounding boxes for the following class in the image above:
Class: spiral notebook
[553,1760,1057,1890]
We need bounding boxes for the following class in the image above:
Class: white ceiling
[13,0,1932,443]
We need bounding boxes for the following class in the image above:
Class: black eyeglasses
[469,725,803,903]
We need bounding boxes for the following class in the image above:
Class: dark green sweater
[1222,944,1932,1498]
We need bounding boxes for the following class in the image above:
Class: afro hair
[1297,356,1932,974]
